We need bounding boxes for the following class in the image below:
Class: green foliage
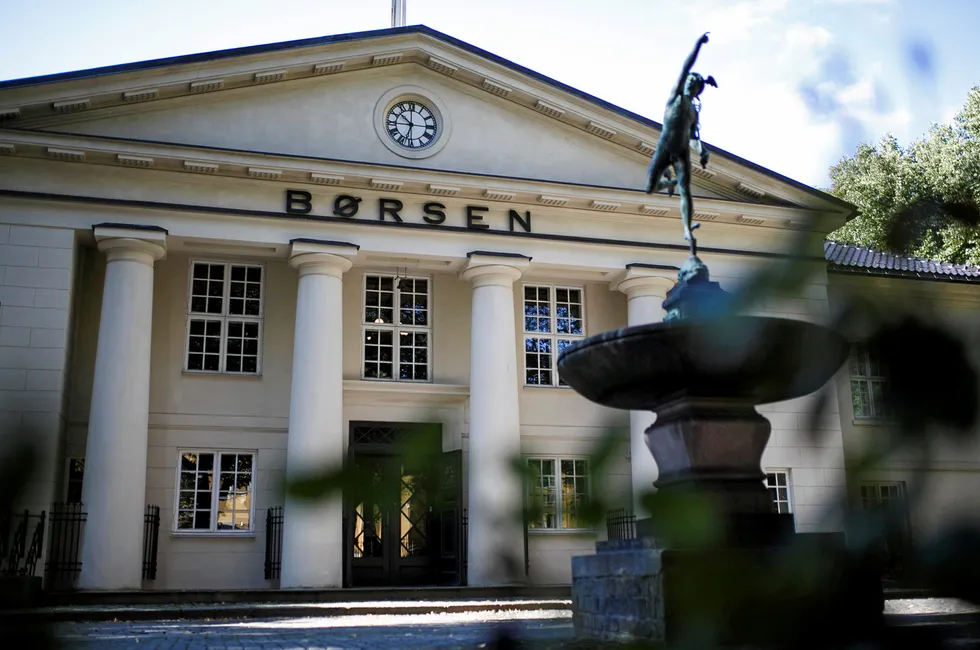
[828,86,980,264]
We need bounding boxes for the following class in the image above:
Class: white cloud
[785,24,833,51]
[680,0,789,43]
[818,0,892,5]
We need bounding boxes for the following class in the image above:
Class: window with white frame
[186,261,263,374]
[175,451,254,533]
[523,285,585,386]
[849,343,891,419]
[526,457,591,530]
[860,482,905,511]
[765,470,792,514]
[65,458,84,504]
[362,274,430,381]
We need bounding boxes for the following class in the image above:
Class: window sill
[171,531,256,539]
[852,417,895,427]
[522,384,574,390]
[528,528,596,535]
[359,376,432,384]
[182,370,263,379]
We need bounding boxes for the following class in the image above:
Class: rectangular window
[849,343,891,419]
[175,451,254,533]
[523,285,585,386]
[765,470,792,514]
[186,261,263,374]
[65,458,84,504]
[526,457,590,530]
[362,274,430,381]
[860,482,905,511]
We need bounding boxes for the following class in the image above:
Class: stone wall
[0,224,77,514]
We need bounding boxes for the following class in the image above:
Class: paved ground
[48,609,574,649]
[9,598,978,649]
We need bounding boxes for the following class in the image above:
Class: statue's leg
[644,146,675,194]
[675,157,699,241]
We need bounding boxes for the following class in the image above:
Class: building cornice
[0,26,852,213]
[0,128,837,234]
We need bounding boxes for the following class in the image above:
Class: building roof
[0,24,852,215]
[825,240,980,284]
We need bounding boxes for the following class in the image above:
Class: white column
[461,252,530,586]
[79,225,166,590]
[280,240,357,589]
[614,267,675,517]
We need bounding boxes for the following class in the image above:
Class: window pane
[527,459,557,529]
[364,275,395,324]
[398,277,429,327]
[523,286,551,333]
[188,319,222,372]
[364,328,395,381]
[191,264,225,315]
[398,330,429,382]
[524,337,553,386]
[225,320,260,374]
[176,452,216,531]
[194,511,211,529]
[849,345,867,377]
[851,380,871,418]
[228,266,262,317]
[871,380,891,419]
[556,288,584,336]
[560,458,589,529]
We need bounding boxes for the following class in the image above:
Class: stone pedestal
[572,535,884,646]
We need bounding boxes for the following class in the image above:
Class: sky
[1,0,977,189]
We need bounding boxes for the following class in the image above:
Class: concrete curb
[0,598,573,624]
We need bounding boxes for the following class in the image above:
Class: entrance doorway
[343,422,463,587]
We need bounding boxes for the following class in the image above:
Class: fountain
[556,33,883,647]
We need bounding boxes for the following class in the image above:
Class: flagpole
[391,0,406,28]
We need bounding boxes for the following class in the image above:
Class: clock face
[385,101,438,149]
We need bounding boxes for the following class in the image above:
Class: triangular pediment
[0,26,850,214]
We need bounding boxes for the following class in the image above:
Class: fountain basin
[557,316,848,410]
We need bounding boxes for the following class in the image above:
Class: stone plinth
[572,535,884,646]
[572,540,664,642]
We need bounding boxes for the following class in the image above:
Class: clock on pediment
[385,100,438,150]
[374,86,452,159]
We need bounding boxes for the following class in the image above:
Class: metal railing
[264,506,284,580]
[1,510,46,577]
[45,502,86,591]
[142,505,160,580]
[461,508,468,585]
[606,508,637,541]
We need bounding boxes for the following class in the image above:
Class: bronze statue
[644,32,717,255]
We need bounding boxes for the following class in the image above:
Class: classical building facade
[0,26,855,591]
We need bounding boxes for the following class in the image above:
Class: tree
[828,86,980,265]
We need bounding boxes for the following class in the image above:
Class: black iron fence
[0,509,46,577]
[606,508,637,541]
[461,508,468,585]
[142,505,160,580]
[264,506,284,580]
[45,502,86,591]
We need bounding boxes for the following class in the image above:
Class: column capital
[94,224,167,265]
[612,265,676,300]
[460,251,530,288]
[289,239,359,278]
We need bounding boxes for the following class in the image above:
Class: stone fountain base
[572,530,884,646]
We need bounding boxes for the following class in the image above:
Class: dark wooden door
[346,422,461,587]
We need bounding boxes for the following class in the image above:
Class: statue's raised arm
[672,32,710,99]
